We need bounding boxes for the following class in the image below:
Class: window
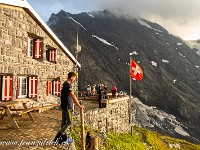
[46,48,57,63]
[27,37,34,57]
[18,77,27,98]
[27,36,43,58]
[0,75,13,101]
[17,76,38,99]
[46,79,60,96]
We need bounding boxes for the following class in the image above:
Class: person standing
[54,72,84,143]
[111,85,117,98]
[91,84,96,96]
[87,85,91,97]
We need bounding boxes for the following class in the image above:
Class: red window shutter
[46,81,52,96]
[29,76,38,98]
[58,81,60,96]
[53,80,60,96]
[46,81,48,95]
[49,49,57,62]
[34,39,43,58]
[2,76,13,101]
[16,77,18,99]
[49,50,52,61]
[54,50,57,62]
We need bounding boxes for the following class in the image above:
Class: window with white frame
[27,37,34,57]
[17,76,38,99]
[18,77,27,98]
[27,35,43,59]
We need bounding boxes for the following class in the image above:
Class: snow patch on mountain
[130,51,138,56]
[65,12,87,31]
[162,59,169,63]
[151,61,157,67]
[87,12,95,18]
[177,43,182,46]
[173,79,177,83]
[175,126,190,136]
[92,35,119,50]
[137,19,162,32]
[155,32,163,36]
[178,52,185,58]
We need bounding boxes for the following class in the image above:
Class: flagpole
[129,55,132,123]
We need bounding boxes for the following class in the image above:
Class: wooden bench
[37,103,59,113]
[0,101,37,128]
[14,107,38,117]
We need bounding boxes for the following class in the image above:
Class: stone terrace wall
[84,96,131,133]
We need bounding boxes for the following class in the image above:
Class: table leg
[22,103,34,121]
[5,107,19,129]
[0,109,5,120]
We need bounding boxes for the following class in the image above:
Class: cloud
[87,0,200,22]
[27,0,200,40]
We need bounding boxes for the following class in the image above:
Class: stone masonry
[0,4,78,106]
[83,96,131,133]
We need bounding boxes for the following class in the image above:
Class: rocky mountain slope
[47,10,200,143]
[186,40,200,55]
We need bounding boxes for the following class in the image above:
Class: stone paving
[0,109,76,150]
[0,99,99,150]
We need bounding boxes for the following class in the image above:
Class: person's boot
[61,134,67,141]
[53,131,62,143]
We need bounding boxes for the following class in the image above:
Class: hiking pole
[80,101,85,150]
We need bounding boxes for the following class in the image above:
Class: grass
[71,125,200,150]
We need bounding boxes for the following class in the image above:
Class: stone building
[0,0,81,106]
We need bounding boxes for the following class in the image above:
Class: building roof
[0,0,81,68]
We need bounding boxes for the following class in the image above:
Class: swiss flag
[130,59,143,81]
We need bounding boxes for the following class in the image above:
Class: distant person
[87,85,91,96]
[103,85,108,96]
[111,85,117,98]
[91,85,96,96]
[101,84,107,98]
[98,85,103,108]
[53,72,84,144]
[95,84,100,94]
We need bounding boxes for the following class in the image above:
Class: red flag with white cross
[130,59,143,81]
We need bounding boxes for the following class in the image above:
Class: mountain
[186,40,200,55]
[47,10,200,143]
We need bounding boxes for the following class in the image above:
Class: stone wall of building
[83,96,131,133]
[0,4,77,105]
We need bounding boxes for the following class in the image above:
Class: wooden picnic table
[0,101,35,129]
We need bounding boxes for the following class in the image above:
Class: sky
[27,0,200,40]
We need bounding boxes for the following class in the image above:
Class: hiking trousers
[60,109,72,134]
